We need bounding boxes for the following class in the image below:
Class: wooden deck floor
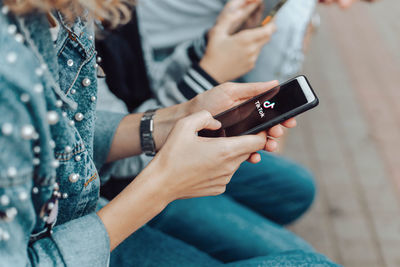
[283,1,400,266]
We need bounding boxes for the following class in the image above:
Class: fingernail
[245,0,258,5]
[214,119,222,127]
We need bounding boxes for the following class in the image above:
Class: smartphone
[199,76,319,138]
[260,0,288,26]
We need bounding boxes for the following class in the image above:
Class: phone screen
[262,0,284,14]
[200,79,309,137]
[261,0,288,26]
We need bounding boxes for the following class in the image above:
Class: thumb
[188,110,222,132]
[227,81,280,101]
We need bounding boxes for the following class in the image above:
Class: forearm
[97,162,170,250]
[106,102,191,163]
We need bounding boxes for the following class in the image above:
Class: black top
[96,10,153,112]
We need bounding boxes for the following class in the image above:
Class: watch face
[141,110,157,156]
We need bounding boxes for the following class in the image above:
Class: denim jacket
[0,4,125,266]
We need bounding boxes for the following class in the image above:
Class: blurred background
[283,1,400,266]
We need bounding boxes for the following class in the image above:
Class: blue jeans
[110,152,339,266]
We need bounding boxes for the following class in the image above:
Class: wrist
[153,103,192,151]
[199,56,225,83]
[129,161,173,207]
[140,156,177,203]
[97,163,170,250]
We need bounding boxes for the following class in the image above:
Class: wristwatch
[140,109,158,156]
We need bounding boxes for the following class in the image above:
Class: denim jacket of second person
[0,4,125,266]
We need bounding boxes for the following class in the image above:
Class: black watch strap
[140,109,157,157]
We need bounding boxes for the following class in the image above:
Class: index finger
[237,22,276,43]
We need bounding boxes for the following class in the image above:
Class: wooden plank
[283,3,400,266]
[323,3,400,193]
[320,4,400,267]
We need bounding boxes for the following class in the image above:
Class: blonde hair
[4,0,134,27]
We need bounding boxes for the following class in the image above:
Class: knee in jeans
[296,166,316,211]
[293,166,317,220]
[280,164,316,225]
[263,250,339,266]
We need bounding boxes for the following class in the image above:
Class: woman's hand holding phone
[189,81,297,158]
[149,82,298,201]
[149,81,297,202]
[148,110,267,201]
[199,0,276,83]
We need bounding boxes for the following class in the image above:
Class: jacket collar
[24,13,60,82]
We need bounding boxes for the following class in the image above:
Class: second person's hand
[199,0,276,83]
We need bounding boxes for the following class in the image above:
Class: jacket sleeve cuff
[177,63,219,100]
[48,213,110,266]
[93,111,126,172]
[188,31,208,62]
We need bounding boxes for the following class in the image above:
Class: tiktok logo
[263,101,275,109]
[255,100,276,119]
